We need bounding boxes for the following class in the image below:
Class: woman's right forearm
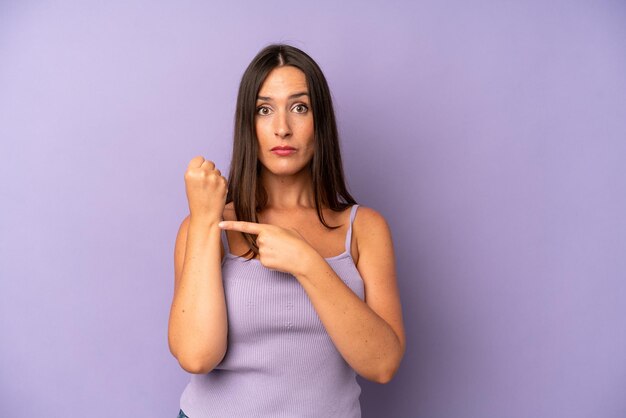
[168,218,227,373]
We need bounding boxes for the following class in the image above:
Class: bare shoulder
[353,205,394,268]
[354,206,390,230]
[354,206,393,244]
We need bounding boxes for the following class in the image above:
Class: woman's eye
[257,106,271,116]
[292,104,308,113]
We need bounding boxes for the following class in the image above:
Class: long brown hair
[226,44,356,259]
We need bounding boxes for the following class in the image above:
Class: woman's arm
[169,156,229,374]
[168,215,228,374]
[295,207,405,383]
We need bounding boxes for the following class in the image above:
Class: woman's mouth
[271,146,296,156]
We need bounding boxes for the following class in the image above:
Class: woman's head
[254,65,315,179]
[226,44,356,257]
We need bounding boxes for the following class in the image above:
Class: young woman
[168,44,405,417]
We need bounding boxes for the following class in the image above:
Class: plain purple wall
[1,1,625,417]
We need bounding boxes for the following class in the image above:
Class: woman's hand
[217,221,320,276]
[184,156,227,224]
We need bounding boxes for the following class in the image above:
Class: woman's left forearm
[294,252,404,384]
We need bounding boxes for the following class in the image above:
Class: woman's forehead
[257,66,308,99]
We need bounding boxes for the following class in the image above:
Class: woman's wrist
[293,246,326,281]
[189,214,221,229]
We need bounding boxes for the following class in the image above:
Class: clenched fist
[184,156,227,223]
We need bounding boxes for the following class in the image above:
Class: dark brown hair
[226,44,356,259]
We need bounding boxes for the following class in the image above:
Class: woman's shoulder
[353,205,393,255]
[353,205,390,230]
[351,205,395,275]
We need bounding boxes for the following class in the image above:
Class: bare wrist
[295,247,325,280]
[189,215,221,229]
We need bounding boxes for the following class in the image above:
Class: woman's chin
[261,164,311,178]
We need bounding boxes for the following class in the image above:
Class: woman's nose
[274,111,292,139]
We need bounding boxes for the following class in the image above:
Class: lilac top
[179,205,365,417]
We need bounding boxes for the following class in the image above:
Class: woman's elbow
[374,345,405,384]
[374,363,400,384]
[174,346,227,374]
[359,357,402,384]
[178,357,216,374]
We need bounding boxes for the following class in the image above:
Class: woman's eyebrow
[257,92,309,101]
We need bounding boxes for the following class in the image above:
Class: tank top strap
[344,204,359,253]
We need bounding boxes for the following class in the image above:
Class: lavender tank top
[179,205,365,417]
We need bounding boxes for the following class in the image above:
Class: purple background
[1,1,625,417]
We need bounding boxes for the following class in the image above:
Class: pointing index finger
[218,221,264,234]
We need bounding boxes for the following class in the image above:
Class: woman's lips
[271,146,296,156]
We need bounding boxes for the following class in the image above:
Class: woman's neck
[259,167,316,210]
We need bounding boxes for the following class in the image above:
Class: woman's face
[255,65,314,177]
